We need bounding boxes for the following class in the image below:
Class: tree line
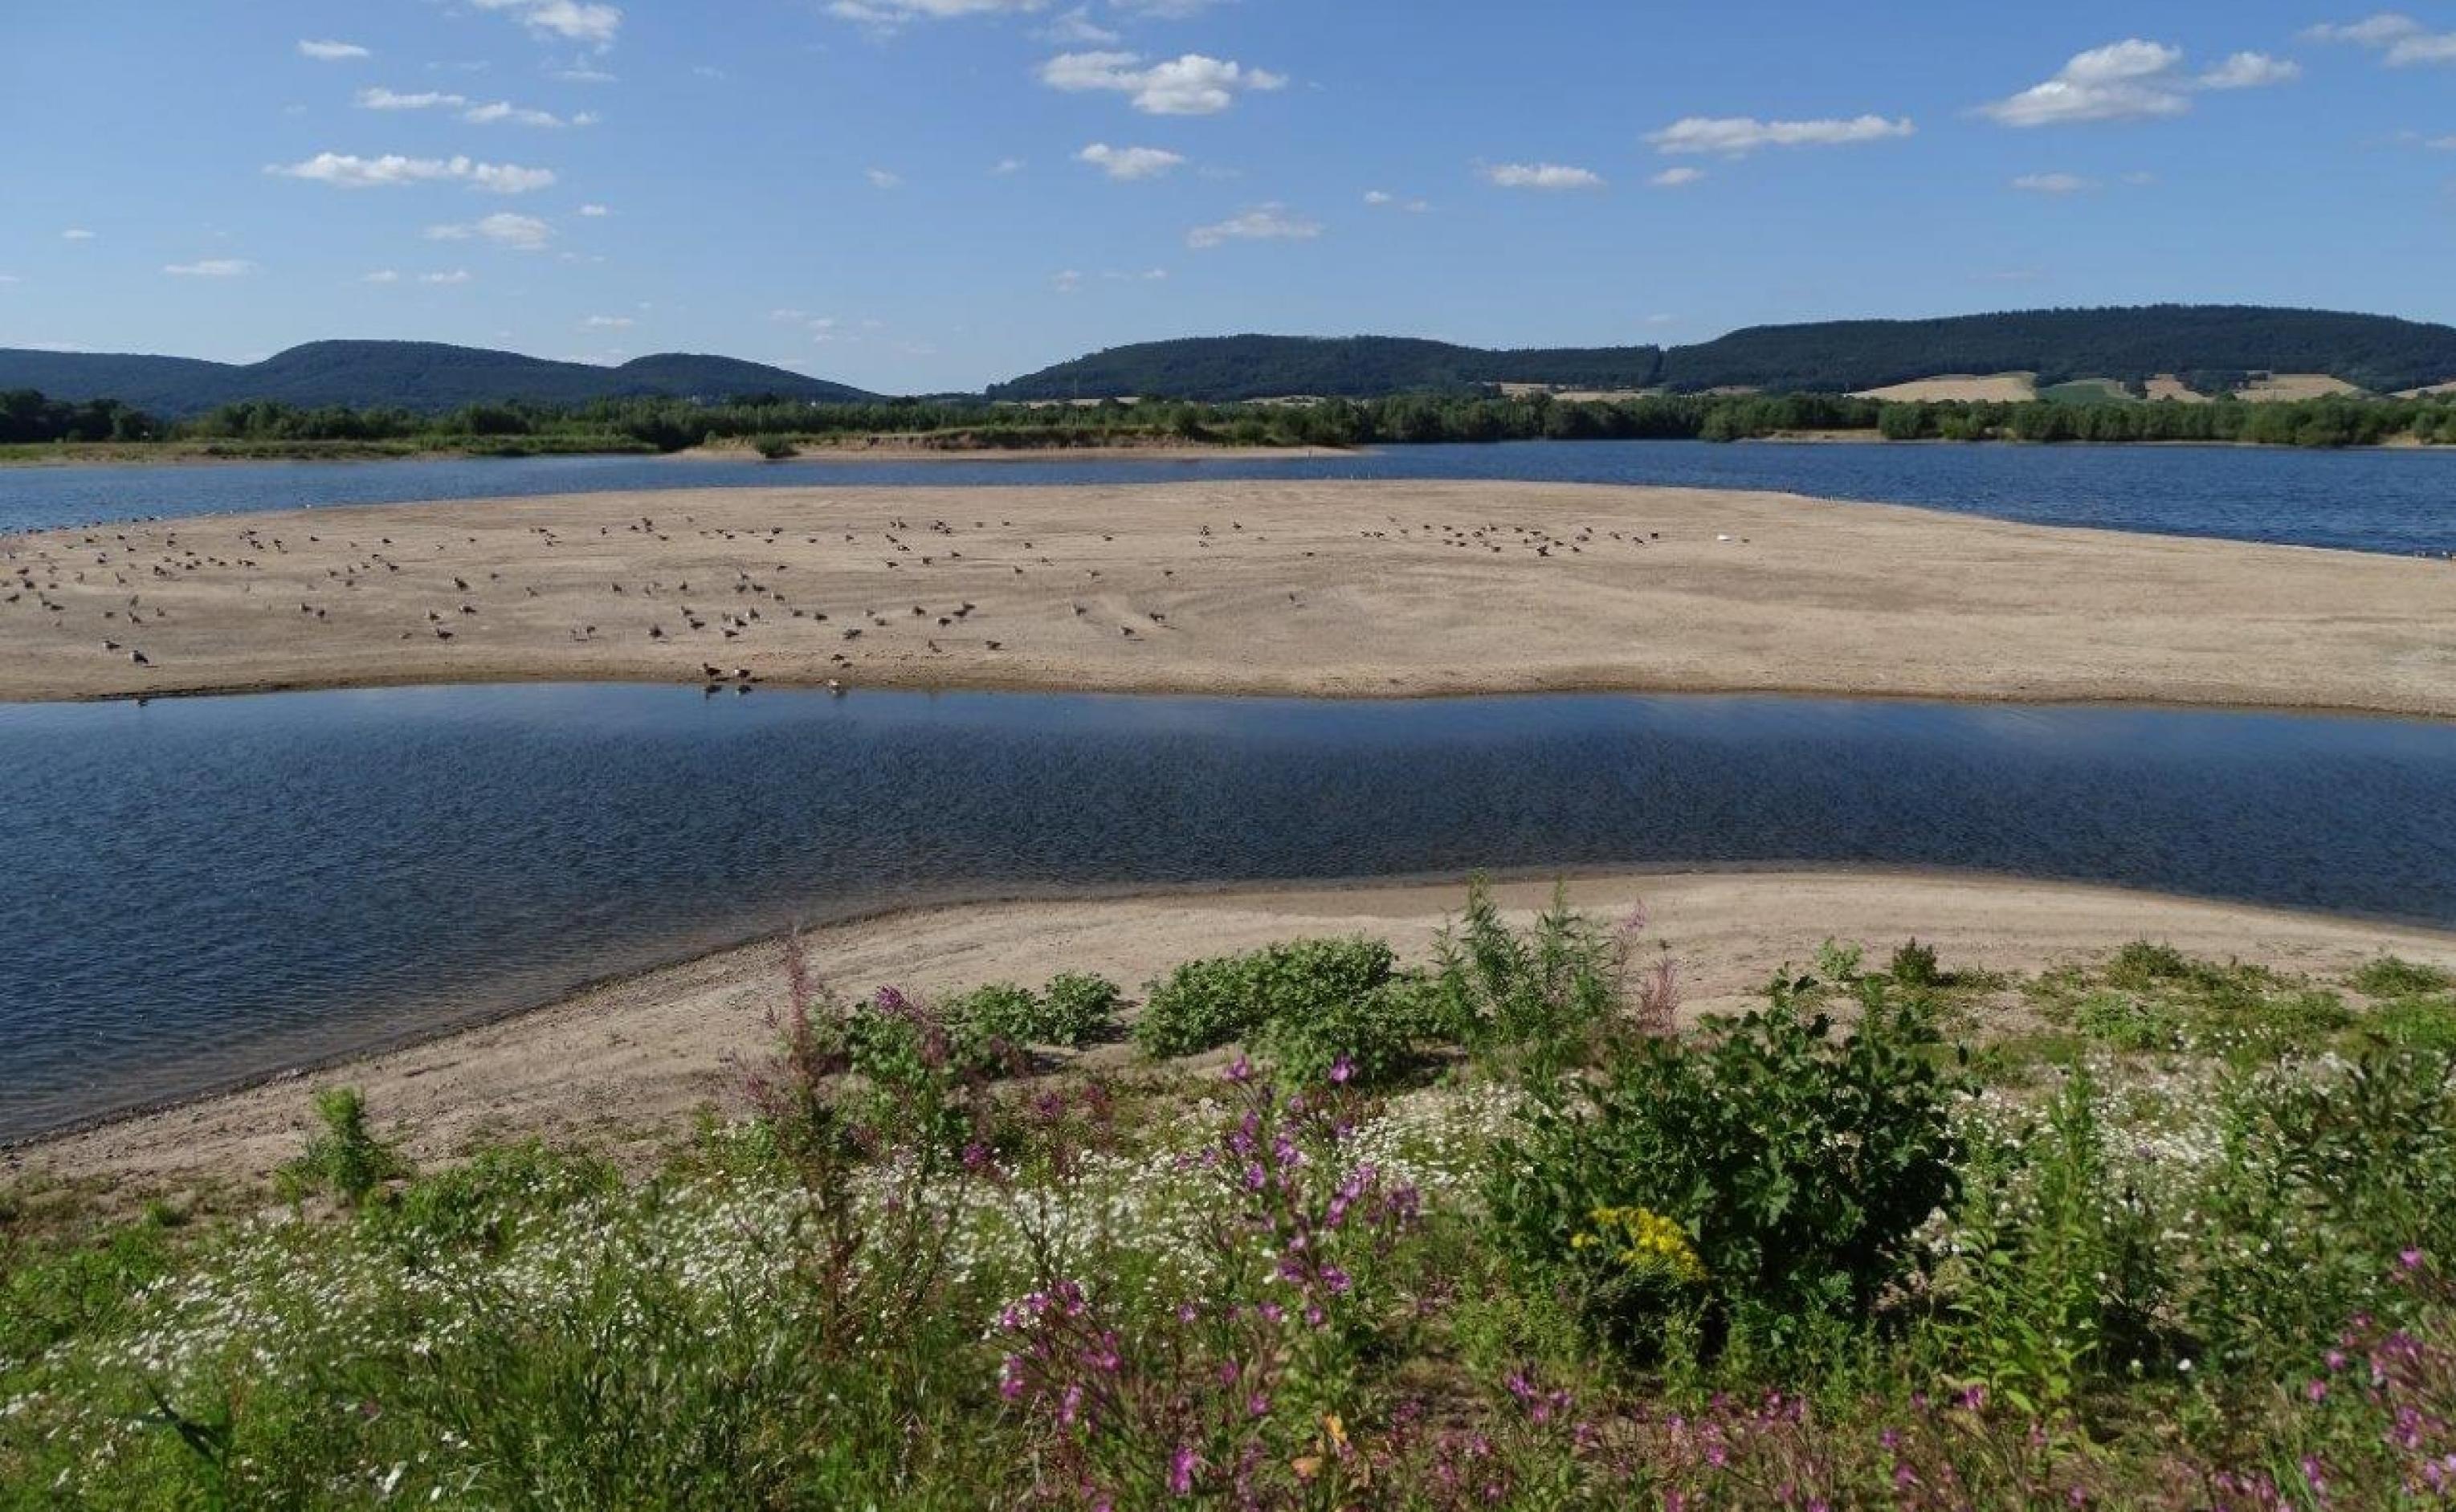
[6,385,2451,454]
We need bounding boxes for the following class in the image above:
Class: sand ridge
[1,479,2450,715]
[15,870,2456,1188]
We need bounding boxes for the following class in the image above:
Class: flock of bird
[0,497,1683,691]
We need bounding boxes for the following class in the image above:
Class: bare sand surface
[2,479,2450,713]
[16,870,2455,1190]
[1850,374,2040,403]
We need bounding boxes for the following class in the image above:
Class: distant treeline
[6,386,2453,454]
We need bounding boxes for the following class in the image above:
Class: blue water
[3,685,2453,1140]
[3,441,2452,554]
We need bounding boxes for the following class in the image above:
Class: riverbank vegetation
[8,885,2456,1506]
[6,383,2454,463]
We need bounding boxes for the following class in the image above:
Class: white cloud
[2199,51,2301,88]
[1362,189,1428,210]
[992,157,1027,174]
[2430,134,2456,150]
[551,61,618,82]
[420,269,474,284]
[298,39,371,61]
[266,153,556,193]
[2011,172,2098,193]
[2388,33,2456,63]
[362,269,402,283]
[61,228,96,241]
[471,0,622,47]
[581,314,634,328]
[164,259,255,277]
[1078,141,1185,180]
[357,87,467,110]
[1980,39,2190,125]
[1186,202,1320,248]
[1038,51,1286,114]
[1053,269,1084,294]
[0,274,20,285]
[426,212,553,250]
[465,100,593,127]
[1482,161,1605,190]
[830,0,1042,26]
[1648,114,1916,155]
[578,202,610,216]
[1040,6,1120,43]
[1363,189,1393,205]
[2303,13,2423,45]
[866,167,902,188]
[1650,166,1705,188]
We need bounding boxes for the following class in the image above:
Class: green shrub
[2370,995,2456,1052]
[278,1086,409,1207]
[1889,938,1942,989]
[1428,879,1626,1074]
[750,434,798,459]
[370,1143,621,1265]
[944,976,1120,1049]
[2354,956,2455,999]
[1491,972,1966,1354]
[1039,972,1123,1045]
[1252,976,1442,1087]
[2072,990,2183,1052]
[1135,937,1396,1058]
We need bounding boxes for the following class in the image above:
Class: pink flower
[1168,1445,1199,1496]
[1328,1055,1355,1085]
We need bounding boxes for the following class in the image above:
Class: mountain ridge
[987,306,2456,402]
[0,340,879,416]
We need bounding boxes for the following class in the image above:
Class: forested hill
[984,336,1667,402]
[987,306,2456,401]
[0,341,879,416]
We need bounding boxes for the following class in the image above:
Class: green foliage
[1491,972,1967,1354]
[943,974,1119,1049]
[749,433,798,459]
[277,1086,409,1207]
[1427,878,1628,1075]
[2072,990,2185,1052]
[1889,938,1943,989]
[2354,956,2456,999]
[1250,976,1444,1087]
[1936,1066,2168,1411]
[2369,995,2456,1052]
[1134,936,1396,1058]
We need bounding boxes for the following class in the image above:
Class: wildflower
[1168,1444,1199,1496]
[1328,1055,1355,1085]
[1225,1056,1255,1084]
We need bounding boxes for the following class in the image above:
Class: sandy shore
[1,479,2447,712]
[14,870,2456,1189]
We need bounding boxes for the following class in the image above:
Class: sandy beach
[14,869,2455,1189]
[1,479,2450,714]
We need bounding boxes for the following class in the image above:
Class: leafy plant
[1426,878,1629,1074]
[2353,956,2454,999]
[277,1086,409,1208]
[749,434,798,459]
[1252,976,1444,1088]
[1890,938,1943,990]
[1491,970,1967,1354]
[1135,937,1396,1058]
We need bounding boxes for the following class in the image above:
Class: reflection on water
[2,685,2453,1140]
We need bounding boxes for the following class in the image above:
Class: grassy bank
[7,885,2456,1506]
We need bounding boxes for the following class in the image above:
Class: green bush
[1252,976,1443,1087]
[1491,972,1966,1354]
[2072,990,2183,1052]
[1427,879,1626,1074]
[2370,995,2456,1052]
[1040,972,1124,1044]
[278,1086,409,1208]
[943,976,1118,1050]
[1135,937,1395,1058]
[2354,956,2455,999]
[1889,938,1942,989]
[751,434,798,459]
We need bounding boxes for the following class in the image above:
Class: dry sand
[2,479,2450,714]
[17,870,2456,1190]
[1850,374,2039,403]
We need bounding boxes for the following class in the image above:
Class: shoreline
[15,866,2456,1185]
[2,479,2449,715]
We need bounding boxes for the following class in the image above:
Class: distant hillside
[0,340,879,416]
[985,336,1664,402]
[989,306,2456,401]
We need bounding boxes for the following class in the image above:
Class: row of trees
[0,389,162,444]
[9,386,2453,454]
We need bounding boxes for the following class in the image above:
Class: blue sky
[4,1,2454,393]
